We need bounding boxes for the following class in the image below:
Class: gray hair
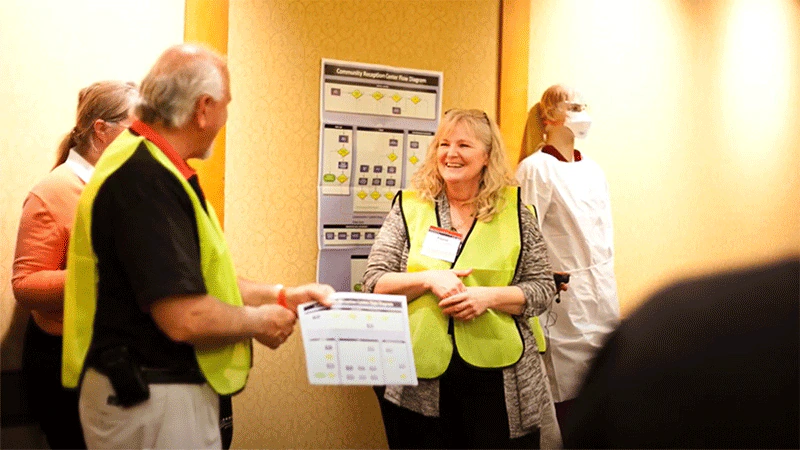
[136,50,225,128]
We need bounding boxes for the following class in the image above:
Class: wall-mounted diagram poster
[317,59,442,291]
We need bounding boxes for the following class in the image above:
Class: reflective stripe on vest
[62,130,251,395]
[401,187,524,379]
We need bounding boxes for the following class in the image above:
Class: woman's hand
[426,268,473,300]
[438,286,492,321]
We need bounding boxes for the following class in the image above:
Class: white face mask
[564,111,592,139]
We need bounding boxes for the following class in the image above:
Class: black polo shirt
[87,124,208,372]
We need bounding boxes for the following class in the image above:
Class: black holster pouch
[96,346,150,408]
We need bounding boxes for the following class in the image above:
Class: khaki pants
[79,368,221,449]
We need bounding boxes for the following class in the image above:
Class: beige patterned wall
[226,0,500,448]
[525,0,800,314]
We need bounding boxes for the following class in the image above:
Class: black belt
[141,368,206,384]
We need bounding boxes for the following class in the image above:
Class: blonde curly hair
[411,109,514,222]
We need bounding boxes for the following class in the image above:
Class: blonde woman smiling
[364,109,559,449]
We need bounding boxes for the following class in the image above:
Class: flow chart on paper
[298,292,417,386]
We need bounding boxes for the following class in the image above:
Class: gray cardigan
[362,192,562,444]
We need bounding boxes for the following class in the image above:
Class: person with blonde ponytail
[515,85,620,431]
[363,109,560,448]
[12,80,137,449]
[52,81,138,169]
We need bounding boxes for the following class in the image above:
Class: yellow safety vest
[401,187,529,379]
[526,202,547,355]
[62,130,251,395]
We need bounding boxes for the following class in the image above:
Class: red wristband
[276,285,289,310]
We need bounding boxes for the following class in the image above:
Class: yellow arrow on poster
[352,90,363,99]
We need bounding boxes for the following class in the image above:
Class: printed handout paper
[298,292,417,386]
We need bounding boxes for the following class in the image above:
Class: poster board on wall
[316,59,443,292]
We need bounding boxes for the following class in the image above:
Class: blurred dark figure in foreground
[563,257,799,449]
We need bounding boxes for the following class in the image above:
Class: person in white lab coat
[515,85,620,430]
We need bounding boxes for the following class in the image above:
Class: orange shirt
[12,151,91,335]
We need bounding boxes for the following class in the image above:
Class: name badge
[420,226,462,263]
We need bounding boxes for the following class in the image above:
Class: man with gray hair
[61,43,334,449]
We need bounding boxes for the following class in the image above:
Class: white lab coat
[516,150,620,402]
